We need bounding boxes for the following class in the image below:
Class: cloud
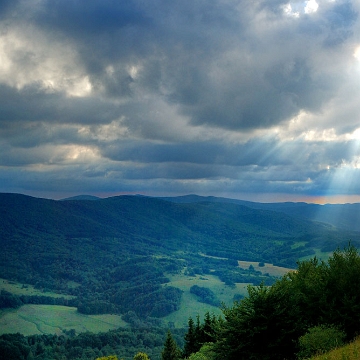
[0,0,360,201]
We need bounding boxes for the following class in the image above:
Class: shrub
[297,325,346,359]
[133,352,150,360]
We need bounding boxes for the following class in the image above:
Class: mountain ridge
[1,192,360,327]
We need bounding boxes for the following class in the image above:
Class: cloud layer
[1,0,360,202]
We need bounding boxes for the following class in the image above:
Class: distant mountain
[161,194,254,206]
[1,192,360,322]
[60,195,101,201]
[162,195,360,232]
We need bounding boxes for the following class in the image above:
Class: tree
[324,244,360,339]
[183,317,198,358]
[297,325,345,359]
[133,352,150,360]
[213,244,360,359]
[200,312,217,344]
[183,312,218,358]
[214,283,302,360]
[161,331,181,360]
[188,343,216,360]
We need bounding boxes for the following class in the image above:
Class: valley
[1,193,360,359]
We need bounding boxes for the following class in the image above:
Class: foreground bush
[297,325,345,359]
[212,244,360,359]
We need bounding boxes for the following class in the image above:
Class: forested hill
[1,192,360,322]
[2,193,360,266]
[2,192,358,260]
[163,194,360,232]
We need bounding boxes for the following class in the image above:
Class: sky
[1,0,360,203]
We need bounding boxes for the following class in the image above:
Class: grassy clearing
[0,305,128,336]
[0,278,75,299]
[163,272,250,327]
[198,252,293,277]
[237,261,292,277]
[311,337,360,360]
[299,248,334,262]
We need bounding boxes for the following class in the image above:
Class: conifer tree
[183,317,198,358]
[161,330,181,360]
[201,312,217,344]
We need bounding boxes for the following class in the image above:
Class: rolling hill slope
[1,193,360,322]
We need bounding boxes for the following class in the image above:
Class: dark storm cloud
[323,1,358,46]
[100,138,359,173]
[101,138,294,167]
[1,0,360,200]
[9,0,355,131]
[0,0,18,18]
[37,0,151,36]
[0,84,120,125]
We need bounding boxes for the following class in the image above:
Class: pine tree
[161,330,181,360]
[183,317,198,358]
[201,312,217,344]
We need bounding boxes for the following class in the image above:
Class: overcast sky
[1,0,360,203]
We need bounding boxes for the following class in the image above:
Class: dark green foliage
[297,325,345,359]
[190,285,220,307]
[0,193,314,320]
[2,193,353,289]
[0,327,185,360]
[0,339,30,360]
[323,245,360,338]
[215,283,303,360]
[232,293,244,302]
[213,267,276,287]
[283,244,360,340]
[3,194,360,358]
[161,331,181,360]
[200,312,217,345]
[0,290,22,309]
[0,290,76,310]
[111,284,182,318]
[183,312,218,358]
[213,244,360,360]
[183,317,197,358]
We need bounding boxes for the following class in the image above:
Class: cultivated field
[0,305,128,336]
[237,261,293,277]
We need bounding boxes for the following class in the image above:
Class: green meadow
[163,271,251,327]
[0,262,293,335]
[0,305,128,336]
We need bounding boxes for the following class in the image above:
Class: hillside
[1,193,360,326]
[163,194,360,232]
[310,336,360,360]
